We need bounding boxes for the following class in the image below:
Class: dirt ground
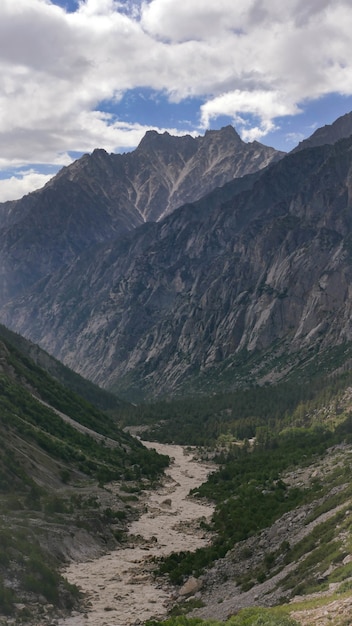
[57,442,215,626]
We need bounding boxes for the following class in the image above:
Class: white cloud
[0,170,54,202]
[200,90,301,140]
[77,0,119,16]
[0,0,352,197]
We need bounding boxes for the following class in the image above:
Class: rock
[4,133,352,399]
[0,126,282,304]
[343,554,352,565]
[179,576,202,597]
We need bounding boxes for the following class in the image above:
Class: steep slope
[133,126,283,221]
[3,136,352,399]
[292,110,352,152]
[0,330,168,619]
[0,127,283,303]
[0,323,126,412]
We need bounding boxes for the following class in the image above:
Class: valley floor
[17,440,352,626]
[57,442,215,626]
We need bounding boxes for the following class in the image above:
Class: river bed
[58,442,215,626]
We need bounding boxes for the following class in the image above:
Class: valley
[3,113,352,626]
[58,442,214,626]
[3,311,352,626]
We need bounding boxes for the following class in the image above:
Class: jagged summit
[137,128,194,147]
[0,125,282,304]
[135,126,245,161]
[204,124,243,140]
[2,112,352,398]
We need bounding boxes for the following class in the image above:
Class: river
[58,442,215,626]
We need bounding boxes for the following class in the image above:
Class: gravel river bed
[58,442,215,626]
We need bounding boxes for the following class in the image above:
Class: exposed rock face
[133,126,283,222]
[0,126,283,303]
[2,135,352,398]
[292,110,352,153]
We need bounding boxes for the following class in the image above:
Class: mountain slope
[0,323,126,412]
[0,329,168,619]
[0,127,283,303]
[292,110,352,152]
[3,136,352,399]
[122,373,352,626]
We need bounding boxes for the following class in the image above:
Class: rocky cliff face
[0,126,282,303]
[3,134,352,398]
[131,126,283,221]
[292,111,352,153]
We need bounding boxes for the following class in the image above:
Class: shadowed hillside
[0,330,168,621]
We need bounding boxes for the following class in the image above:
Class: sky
[1,0,352,202]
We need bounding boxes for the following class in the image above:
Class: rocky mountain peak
[204,124,243,143]
[0,126,283,304]
[135,128,198,163]
[136,126,247,161]
[9,115,352,399]
[3,132,352,399]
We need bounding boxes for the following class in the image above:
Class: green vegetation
[0,334,169,483]
[118,366,352,597]
[158,425,333,584]
[146,608,300,626]
[0,374,167,485]
[119,369,352,445]
[0,332,169,618]
[0,323,126,413]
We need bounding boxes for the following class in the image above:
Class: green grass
[146,607,300,626]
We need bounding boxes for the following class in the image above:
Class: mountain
[5,332,352,625]
[3,113,352,624]
[292,110,352,152]
[3,132,352,399]
[132,126,283,221]
[0,326,168,619]
[0,323,126,412]
[0,126,283,304]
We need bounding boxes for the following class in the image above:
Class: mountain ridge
[2,113,352,399]
[0,323,126,411]
[0,126,283,304]
[292,110,352,153]
[3,135,352,398]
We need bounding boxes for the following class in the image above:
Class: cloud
[0,170,54,202]
[0,0,352,196]
[200,90,301,140]
[141,0,352,105]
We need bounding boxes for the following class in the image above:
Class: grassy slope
[0,333,168,621]
[0,323,126,412]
